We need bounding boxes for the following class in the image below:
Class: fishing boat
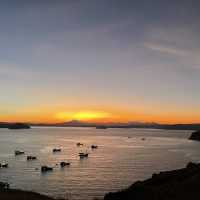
[52,148,61,153]
[60,162,70,167]
[0,162,8,168]
[27,156,37,160]
[41,166,53,172]
[77,142,83,146]
[91,145,98,149]
[79,152,89,158]
[15,150,25,156]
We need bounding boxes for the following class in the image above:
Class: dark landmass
[1,120,200,131]
[32,120,96,128]
[104,123,200,130]
[189,130,200,141]
[0,122,10,128]
[8,123,31,129]
[0,122,31,129]
[104,162,200,200]
[30,120,200,131]
[0,189,63,200]
[96,125,108,129]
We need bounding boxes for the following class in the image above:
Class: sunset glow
[0,1,200,124]
[56,111,111,121]
[1,2,200,200]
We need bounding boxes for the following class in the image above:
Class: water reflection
[0,127,199,200]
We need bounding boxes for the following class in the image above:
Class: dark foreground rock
[0,189,63,200]
[104,162,200,200]
[0,181,63,200]
[189,130,200,141]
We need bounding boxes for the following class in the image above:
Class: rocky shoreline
[0,188,63,200]
[2,162,200,200]
[104,131,200,200]
[189,130,200,141]
[104,162,200,200]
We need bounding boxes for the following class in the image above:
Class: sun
[55,111,110,121]
[73,111,109,120]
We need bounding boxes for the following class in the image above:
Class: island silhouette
[2,121,200,131]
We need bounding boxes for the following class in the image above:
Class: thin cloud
[144,42,187,57]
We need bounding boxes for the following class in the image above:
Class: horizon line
[1,120,200,125]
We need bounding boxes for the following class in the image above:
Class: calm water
[0,127,200,200]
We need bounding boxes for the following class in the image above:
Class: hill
[104,162,200,200]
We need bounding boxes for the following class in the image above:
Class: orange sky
[1,1,200,125]
[1,106,200,124]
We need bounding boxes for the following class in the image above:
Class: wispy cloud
[144,42,187,57]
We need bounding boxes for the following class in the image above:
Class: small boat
[1,163,8,168]
[41,166,53,172]
[91,145,98,149]
[0,182,9,189]
[141,138,146,141]
[76,142,83,146]
[15,150,25,156]
[79,152,89,158]
[52,148,61,153]
[60,162,70,167]
[27,156,37,161]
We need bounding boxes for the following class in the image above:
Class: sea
[0,127,199,200]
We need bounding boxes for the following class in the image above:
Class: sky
[1,0,200,123]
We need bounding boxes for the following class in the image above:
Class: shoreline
[0,188,64,200]
[1,121,200,131]
[1,162,200,200]
[104,162,200,200]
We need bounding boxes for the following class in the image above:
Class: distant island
[96,125,108,129]
[104,162,200,200]
[0,123,31,129]
[30,120,200,131]
[1,120,200,131]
